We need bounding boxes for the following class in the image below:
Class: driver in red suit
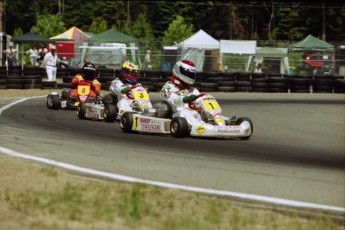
[69,62,101,99]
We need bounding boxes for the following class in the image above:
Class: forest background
[3,1,345,46]
[1,0,344,71]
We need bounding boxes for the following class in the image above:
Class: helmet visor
[180,66,196,80]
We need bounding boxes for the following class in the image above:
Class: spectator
[27,44,38,66]
[3,42,17,67]
[43,45,58,81]
[144,49,152,70]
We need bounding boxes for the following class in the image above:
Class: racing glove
[121,85,131,94]
[183,94,197,103]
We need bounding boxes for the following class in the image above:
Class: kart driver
[160,59,234,125]
[109,59,145,120]
[69,62,101,99]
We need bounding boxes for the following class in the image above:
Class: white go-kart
[120,93,253,139]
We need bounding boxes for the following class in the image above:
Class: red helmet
[172,60,196,88]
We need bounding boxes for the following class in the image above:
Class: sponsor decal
[140,124,161,132]
[86,112,97,119]
[61,101,67,108]
[215,126,240,133]
[140,118,150,123]
[196,125,206,135]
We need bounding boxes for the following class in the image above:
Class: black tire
[102,93,118,105]
[217,86,235,92]
[120,112,134,133]
[6,83,24,89]
[170,117,189,138]
[46,94,60,110]
[236,117,253,140]
[104,104,117,122]
[77,102,87,119]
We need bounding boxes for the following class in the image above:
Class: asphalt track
[0,93,344,211]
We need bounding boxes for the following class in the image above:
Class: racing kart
[46,81,97,110]
[76,97,117,122]
[103,84,154,121]
[120,93,253,139]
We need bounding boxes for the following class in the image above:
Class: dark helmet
[171,60,196,88]
[121,59,140,84]
[83,62,96,80]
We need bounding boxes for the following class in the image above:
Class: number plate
[133,91,149,100]
[202,98,220,111]
[77,85,91,96]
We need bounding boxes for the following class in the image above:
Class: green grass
[0,156,344,230]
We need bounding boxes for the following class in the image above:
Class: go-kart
[76,96,117,122]
[103,83,154,121]
[46,81,97,110]
[120,93,253,139]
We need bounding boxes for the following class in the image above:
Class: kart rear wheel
[46,94,60,110]
[77,102,87,119]
[104,104,117,122]
[236,117,253,139]
[120,112,134,133]
[170,117,189,138]
[102,93,118,105]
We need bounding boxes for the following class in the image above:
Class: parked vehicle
[304,54,335,74]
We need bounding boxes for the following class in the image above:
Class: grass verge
[0,154,344,230]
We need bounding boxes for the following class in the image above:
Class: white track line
[1,97,344,214]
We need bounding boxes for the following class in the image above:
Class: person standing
[27,44,38,66]
[3,42,17,67]
[43,45,58,81]
[144,49,152,70]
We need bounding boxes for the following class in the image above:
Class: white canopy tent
[177,29,220,71]
[79,43,138,69]
[220,40,257,55]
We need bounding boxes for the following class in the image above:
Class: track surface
[0,93,344,208]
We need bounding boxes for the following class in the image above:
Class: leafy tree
[275,3,307,41]
[162,15,195,46]
[88,17,108,34]
[130,13,154,49]
[13,27,23,38]
[30,14,66,37]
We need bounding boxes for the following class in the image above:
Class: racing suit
[160,81,233,125]
[160,81,204,125]
[109,78,147,120]
[69,74,101,99]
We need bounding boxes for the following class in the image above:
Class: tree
[30,14,66,37]
[162,15,195,46]
[275,3,307,41]
[88,17,108,34]
[130,13,154,49]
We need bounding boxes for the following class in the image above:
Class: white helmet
[172,60,196,88]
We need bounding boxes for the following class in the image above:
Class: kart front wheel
[170,117,189,138]
[104,104,117,122]
[46,94,60,110]
[236,117,253,139]
[120,112,134,133]
[77,102,87,119]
